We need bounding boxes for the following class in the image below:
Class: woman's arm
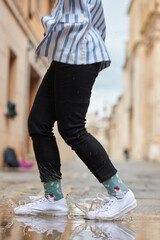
[89,0,106,42]
[51,0,56,8]
[42,0,64,37]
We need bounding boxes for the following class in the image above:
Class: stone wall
[108,0,160,162]
[0,0,75,165]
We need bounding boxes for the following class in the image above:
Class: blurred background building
[0,0,74,166]
[86,113,109,151]
[108,0,160,162]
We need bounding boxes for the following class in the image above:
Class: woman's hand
[51,0,56,5]
[50,0,56,10]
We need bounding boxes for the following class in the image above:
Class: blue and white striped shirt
[36,0,111,71]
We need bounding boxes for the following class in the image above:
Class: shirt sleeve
[41,0,64,36]
[89,0,106,42]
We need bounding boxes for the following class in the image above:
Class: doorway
[26,66,40,155]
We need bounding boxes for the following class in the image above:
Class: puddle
[0,199,160,240]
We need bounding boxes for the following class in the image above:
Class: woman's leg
[14,63,68,214]
[28,63,61,182]
[53,62,136,221]
[54,62,117,182]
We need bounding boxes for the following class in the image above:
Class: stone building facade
[108,0,160,161]
[0,0,74,166]
[86,113,109,151]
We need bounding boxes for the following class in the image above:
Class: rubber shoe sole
[113,200,137,220]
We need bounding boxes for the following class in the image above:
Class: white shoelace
[19,196,46,207]
[29,196,44,201]
[89,193,115,212]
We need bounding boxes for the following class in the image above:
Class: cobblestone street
[0,160,160,239]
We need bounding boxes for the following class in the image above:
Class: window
[26,66,40,153]
[6,49,17,118]
[28,0,32,19]
[8,50,17,102]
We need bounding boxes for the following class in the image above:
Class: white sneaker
[14,196,68,216]
[85,189,137,220]
[88,221,136,240]
[14,215,67,235]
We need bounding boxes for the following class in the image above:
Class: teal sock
[102,173,129,199]
[43,180,64,201]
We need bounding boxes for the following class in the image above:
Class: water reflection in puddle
[0,201,160,240]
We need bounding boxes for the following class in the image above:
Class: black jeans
[28,61,117,183]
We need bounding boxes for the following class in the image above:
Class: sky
[88,0,131,117]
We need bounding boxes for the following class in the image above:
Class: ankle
[46,194,63,201]
[43,180,64,201]
[102,173,129,200]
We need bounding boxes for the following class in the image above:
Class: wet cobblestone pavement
[0,160,160,239]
